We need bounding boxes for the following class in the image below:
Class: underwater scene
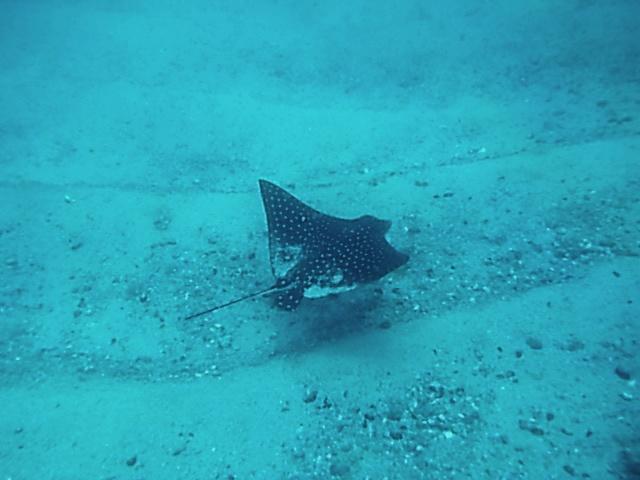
[1,1,639,479]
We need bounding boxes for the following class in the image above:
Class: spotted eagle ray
[185,180,408,319]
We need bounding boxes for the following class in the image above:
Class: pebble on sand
[525,337,543,350]
[303,389,318,403]
[615,366,631,380]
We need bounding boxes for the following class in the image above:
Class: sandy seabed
[1,1,639,479]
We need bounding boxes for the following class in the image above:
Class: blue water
[1,1,639,479]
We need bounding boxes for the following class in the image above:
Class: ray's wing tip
[387,246,410,272]
[259,179,283,198]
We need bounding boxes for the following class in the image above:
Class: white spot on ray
[305,283,356,299]
[273,243,303,278]
[303,268,354,299]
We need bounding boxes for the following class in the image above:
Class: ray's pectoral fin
[273,282,304,311]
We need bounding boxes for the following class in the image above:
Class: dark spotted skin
[259,180,409,310]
